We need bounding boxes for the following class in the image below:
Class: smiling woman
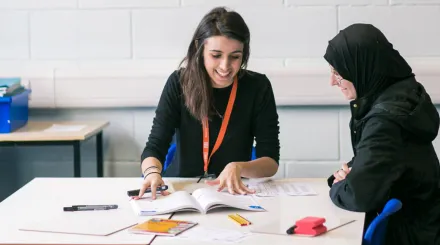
[136,7,280,199]
[203,36,243,89]
[179,8,250,121]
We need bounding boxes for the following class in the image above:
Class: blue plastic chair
[162,143,257,172]
[363,198,402,245]
[163,143,177,172]
[141,144,177,178]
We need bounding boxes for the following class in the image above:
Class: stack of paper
[0,78,24,97]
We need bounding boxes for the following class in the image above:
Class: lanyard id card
[200,76,237,182]
[196,172,217,183]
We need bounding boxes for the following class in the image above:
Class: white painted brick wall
[286,0,388,6]
[0,0,76,9]
[278,108,339,160]
[181,0,284,8]
[339,6,440,56]
[339,109,353,162]
[390,0,440,5]
[30,10,131,59]
[30,11,77,59]
[132,8,209,58]
[1,1,439,107]
[0,11,29,59]
[237,7,337,58]
[79,0,179,8]
[0,0,439,184]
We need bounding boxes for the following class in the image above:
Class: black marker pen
[63,204,118,211]
[127,185,169,197]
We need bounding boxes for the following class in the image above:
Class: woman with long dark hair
[137,7,280,199]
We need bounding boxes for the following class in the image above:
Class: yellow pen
[235,213,251,225]
[228,214,247,226]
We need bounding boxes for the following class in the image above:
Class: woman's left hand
[205,162,256,195]
[333,163,352,184]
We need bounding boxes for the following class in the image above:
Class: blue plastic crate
[0,89,31,133]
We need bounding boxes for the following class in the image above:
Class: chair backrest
[363,198,402,245]
[162,144,257,172]
[251,147,257,160]
[163,143,177,172]
[141,143,176,178]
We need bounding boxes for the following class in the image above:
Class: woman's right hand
[135,159,170,200]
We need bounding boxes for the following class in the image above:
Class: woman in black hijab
[324,23,440,245]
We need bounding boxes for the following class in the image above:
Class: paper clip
[228,214,251,226]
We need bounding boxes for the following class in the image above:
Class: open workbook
[129,187,265,216]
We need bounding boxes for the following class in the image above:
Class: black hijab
[324,24,414,118]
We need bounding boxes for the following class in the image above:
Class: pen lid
[63,207,75,211]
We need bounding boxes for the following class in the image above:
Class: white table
[0,178,365,245]
[0,178,166,245]
[157,178,365,245]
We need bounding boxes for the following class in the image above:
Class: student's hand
[134,170,169,200]
[205,162,256,195]
[333,163,352,184]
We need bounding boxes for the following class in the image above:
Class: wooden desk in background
[0,121,109,177]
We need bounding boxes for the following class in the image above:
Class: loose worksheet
[247,181,317,197]
[167,226,253,243]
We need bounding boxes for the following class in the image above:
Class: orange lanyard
[202,77,238,175]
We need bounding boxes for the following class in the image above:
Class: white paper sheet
[19,209,138,236]
[44,124,86,132]
[169,226,253,243]
[247,181,317,197]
